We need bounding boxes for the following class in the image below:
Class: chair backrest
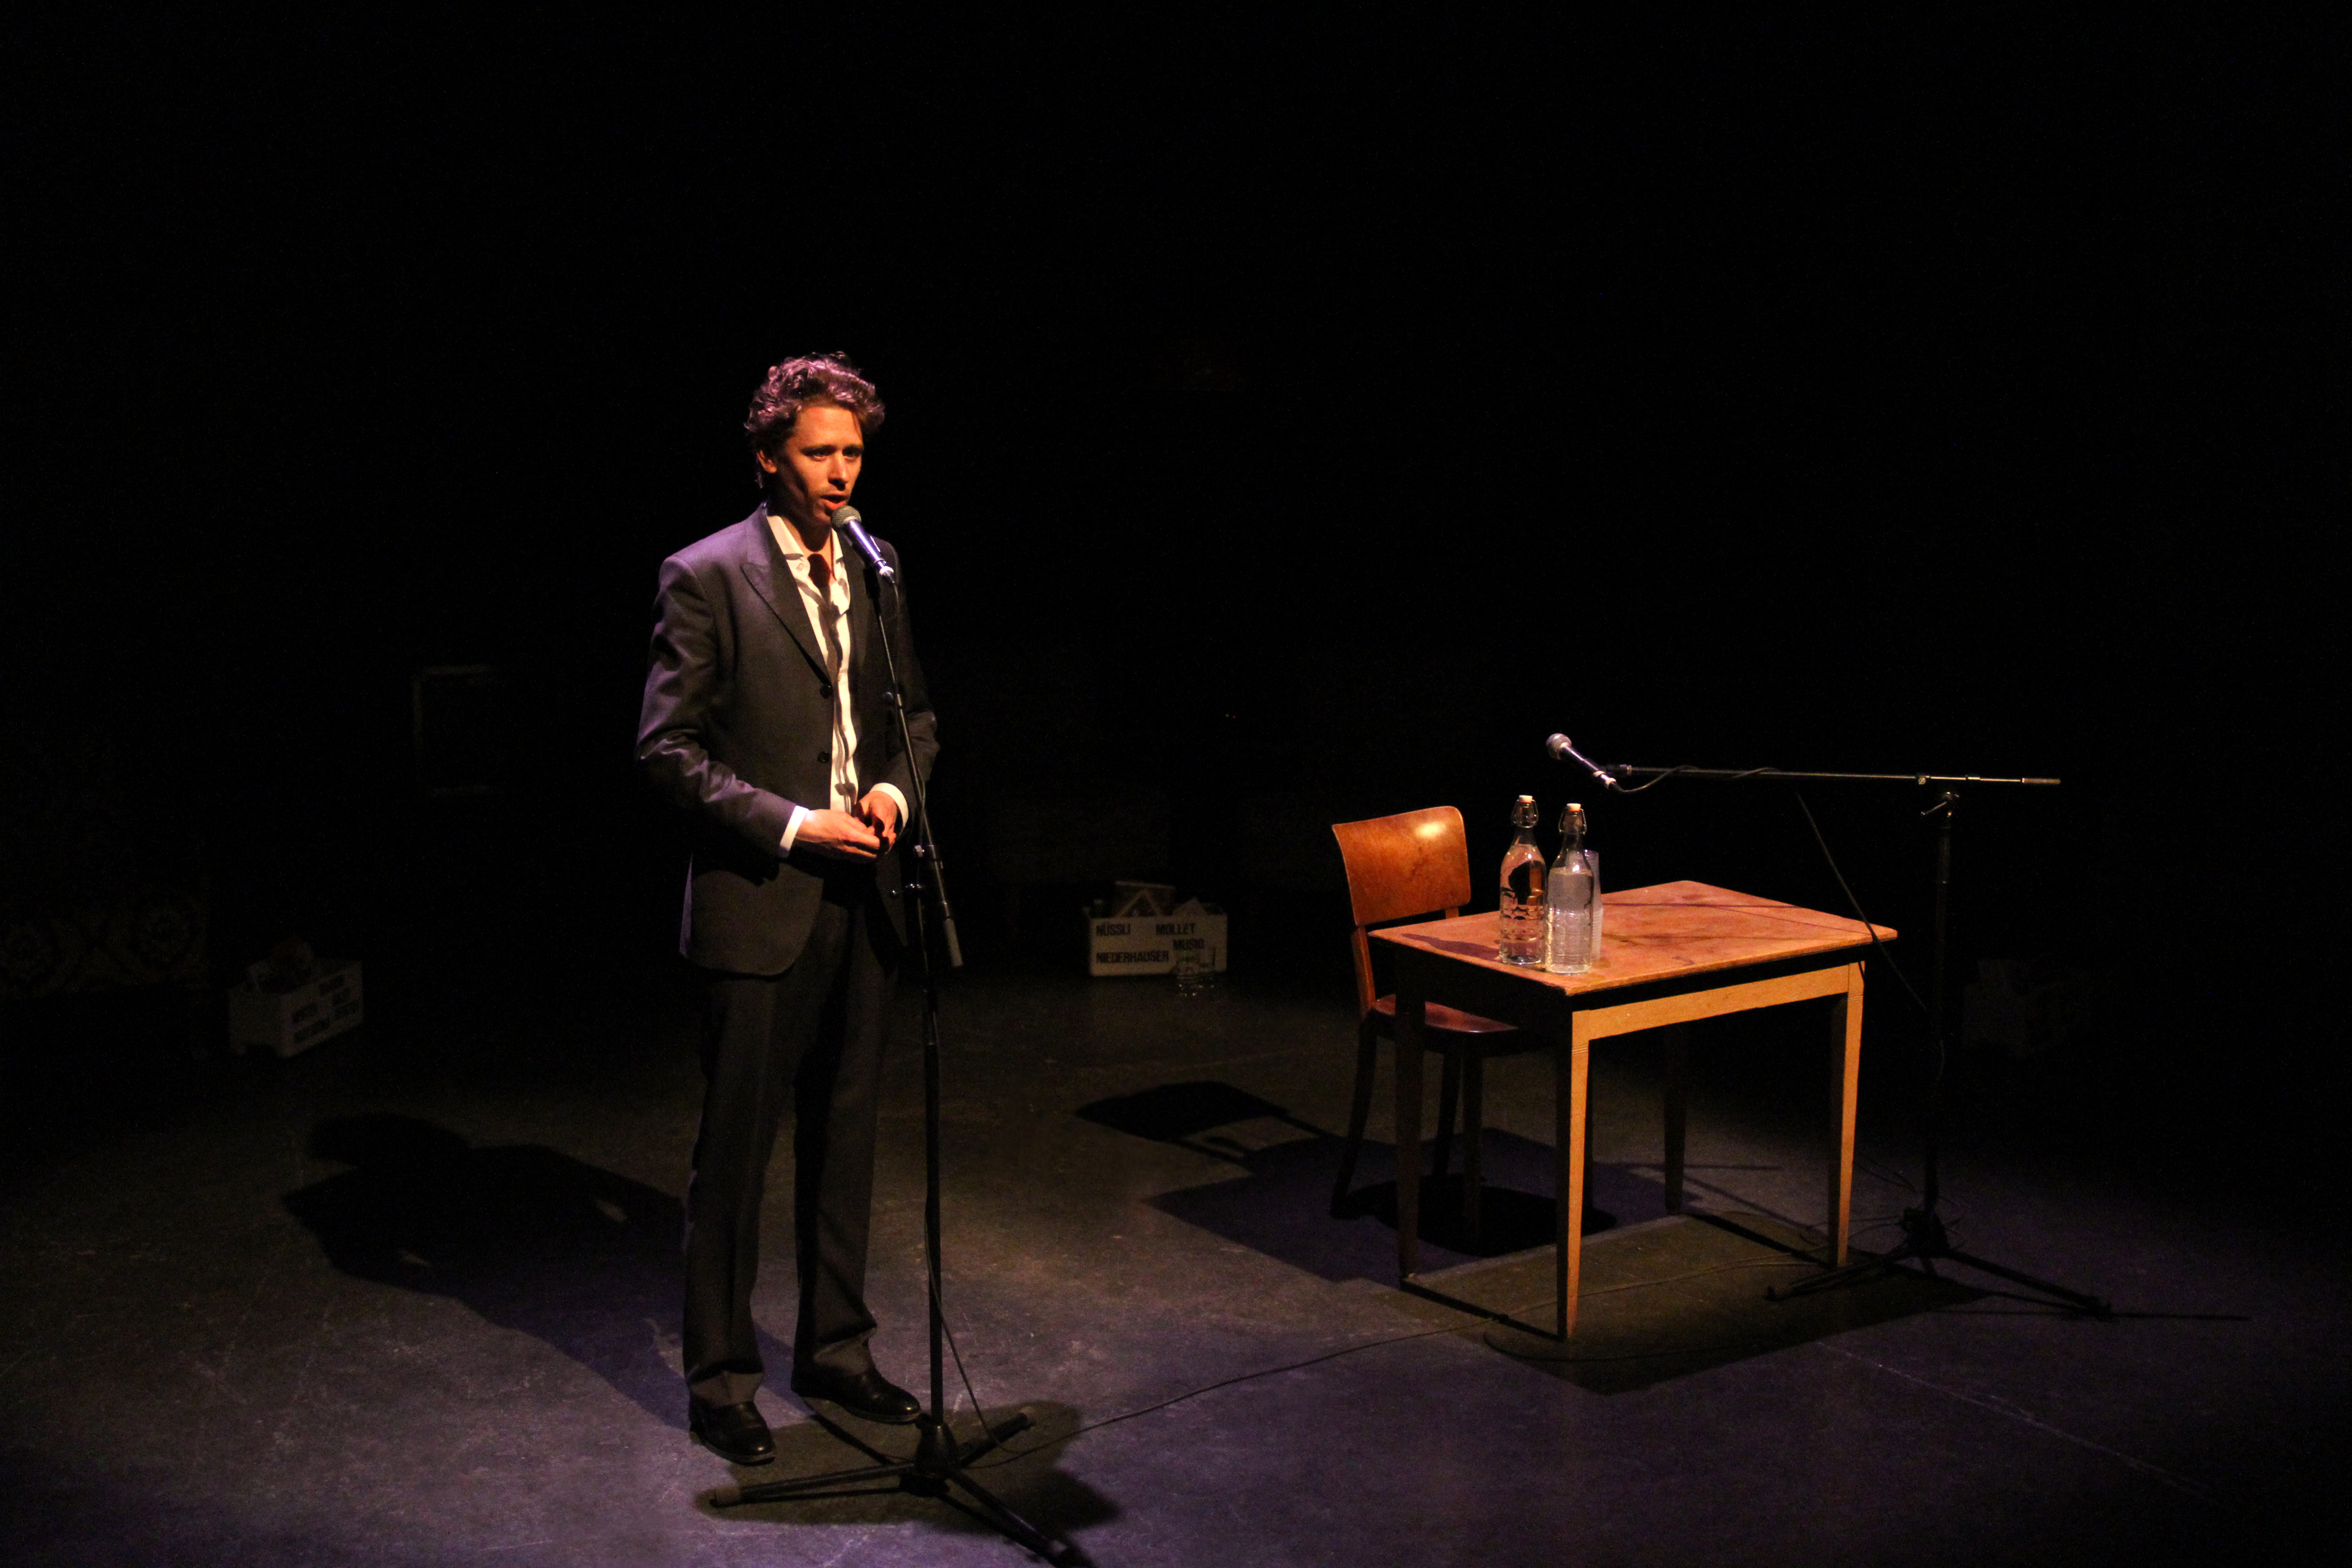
[1330,807,1472,1016]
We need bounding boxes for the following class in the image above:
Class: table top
[1369,880,1896,999]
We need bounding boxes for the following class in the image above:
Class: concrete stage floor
[2,956,2342,1565]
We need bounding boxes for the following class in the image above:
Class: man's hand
[795,808,883,862]
[858,789,902,851]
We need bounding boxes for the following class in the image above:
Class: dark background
[4,12,2339,1159]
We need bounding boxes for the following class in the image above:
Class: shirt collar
[763,505,837,577]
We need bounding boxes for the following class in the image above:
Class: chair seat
[1368,993,1524,1042]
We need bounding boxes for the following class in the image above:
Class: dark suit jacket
[637,507,939,975]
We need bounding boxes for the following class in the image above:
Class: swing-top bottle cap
[1511,794,1538,827]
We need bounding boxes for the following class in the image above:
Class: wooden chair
[1329,806,1545,1243]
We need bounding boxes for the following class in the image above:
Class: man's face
[760,403,864,529]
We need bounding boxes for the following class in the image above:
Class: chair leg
[1396,1000,1427,1280]
[1431,1053,1462,1182]
[1462,1051,1485,1235]
[1331,1015,1381,1217]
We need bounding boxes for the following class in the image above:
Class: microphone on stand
[830,505,896,582]
[1545,733,1622,792]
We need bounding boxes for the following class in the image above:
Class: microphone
[830,505,896,582]
[1545,733,1621,792]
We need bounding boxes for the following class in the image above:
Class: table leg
[1396,985,1426,1282]
[1827,963,1863,1267]
[1661,1023,1688,1214]
[1557,1017,1592,1338]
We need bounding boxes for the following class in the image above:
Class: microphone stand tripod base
[1767,1206,2112,1317]
[716,1409,1060,1536]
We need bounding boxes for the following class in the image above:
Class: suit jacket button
[820,682,835,699]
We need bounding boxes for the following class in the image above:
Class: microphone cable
[1786,784,1930,1019]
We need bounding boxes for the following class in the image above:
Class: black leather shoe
[689,1400,776,1465]
[790,1363,922,1425]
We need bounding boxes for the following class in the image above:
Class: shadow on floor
[1075,1079,1327,1162]
[1149,1131,1704,1280]
[1450,1210,1984,1394]
[282,1113,705,1429]
[1081,1080,1680,1280]
[1078,1081,1981,1394]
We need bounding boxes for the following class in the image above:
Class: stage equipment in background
[1543,735,2109,1318]
[227,940,363,1058]
[712,523,1083,1566]
[1084,885,1228,979]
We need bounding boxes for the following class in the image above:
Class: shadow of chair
[1329,807,1552,1260]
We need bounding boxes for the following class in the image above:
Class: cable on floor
[965,1253,1828,1468]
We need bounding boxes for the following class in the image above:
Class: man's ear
[755,446,780,475]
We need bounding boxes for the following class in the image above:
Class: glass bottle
[1498,795,1546,964]
[1547,802,1597,974]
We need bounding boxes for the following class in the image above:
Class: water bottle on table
[1547,802,1599,974]
[1498,794,1547,965]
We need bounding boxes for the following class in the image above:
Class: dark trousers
[684,876,894,1410]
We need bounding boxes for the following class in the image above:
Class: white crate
[1087,900,1228,978]
[228,959,364,1058]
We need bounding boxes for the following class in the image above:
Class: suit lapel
[735,509,830,682]
[846,552,883,710]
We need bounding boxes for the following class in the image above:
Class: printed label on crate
[1087,902,1227,977]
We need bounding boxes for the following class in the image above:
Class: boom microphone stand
[1545,741,2110,1317]
[715,542,1083,1564]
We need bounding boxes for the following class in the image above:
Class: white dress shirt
[765,509,908,852]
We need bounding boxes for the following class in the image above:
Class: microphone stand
[1559,754,2109,1318]
[715,558,1083,1565]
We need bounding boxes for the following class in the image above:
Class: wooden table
[1371,880,1895,1338]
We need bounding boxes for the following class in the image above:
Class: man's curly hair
[744,354,885,479]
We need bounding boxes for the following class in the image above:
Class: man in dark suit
[636,354,938,1466]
